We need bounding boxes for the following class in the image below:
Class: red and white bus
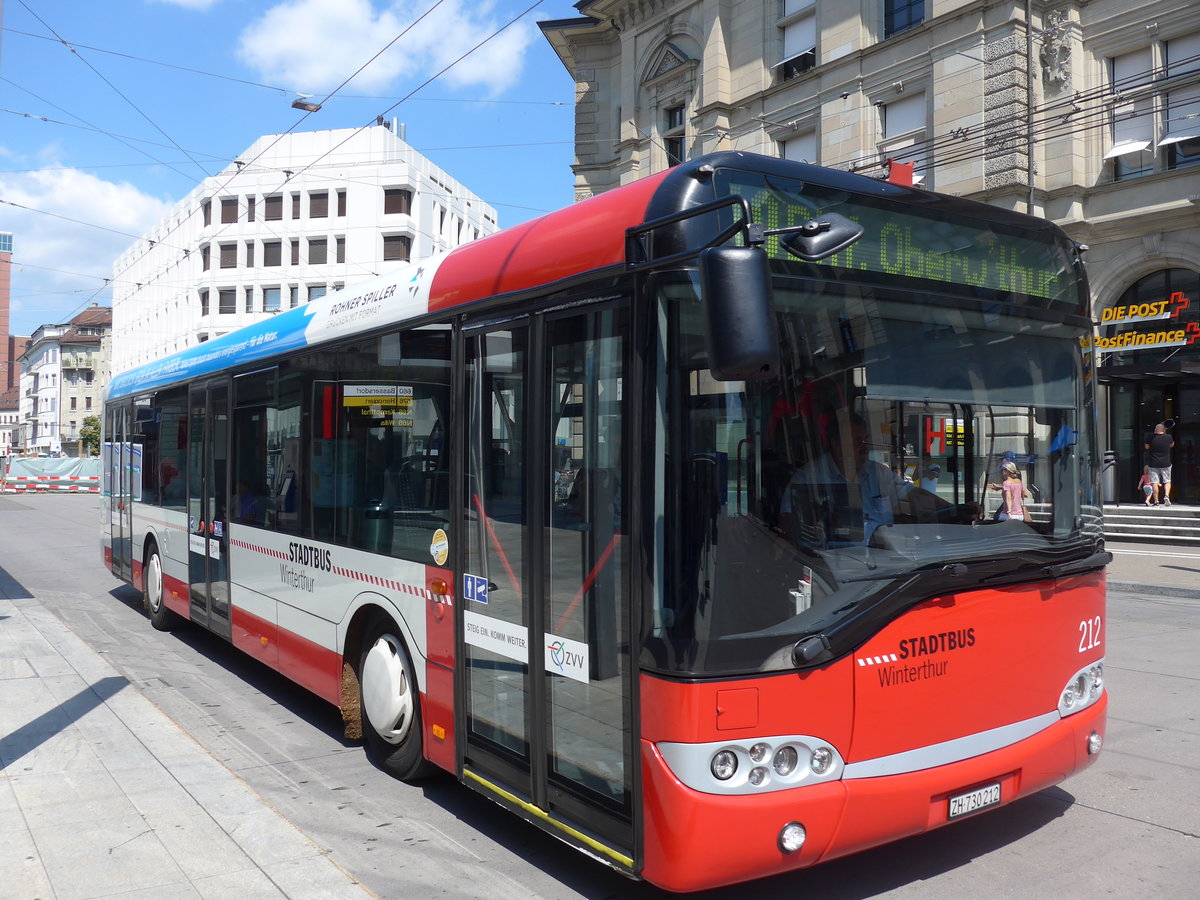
[103,151,1108,892]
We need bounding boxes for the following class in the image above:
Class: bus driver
[780,412,913,546]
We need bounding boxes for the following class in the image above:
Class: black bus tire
[144,544,179,632]
[358,615,436,781]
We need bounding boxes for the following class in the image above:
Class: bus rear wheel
[358,616,435,781]
[144,545,179,632]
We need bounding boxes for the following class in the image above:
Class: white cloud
[237,0,536,96]
[0,163,172,330]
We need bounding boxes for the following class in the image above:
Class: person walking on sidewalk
[1138,465,1154,506]
[1145,423,1175,506]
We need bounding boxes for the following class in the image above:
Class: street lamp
[291,94,322,112]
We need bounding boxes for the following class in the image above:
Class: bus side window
[233,368,278,530]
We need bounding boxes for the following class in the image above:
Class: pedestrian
[989,460,1031,523]
[1138,465,1154,506]
[1144,423,1175,506]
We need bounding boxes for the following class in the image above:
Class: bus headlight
[711,749,738,781]
[660,735,844,795]
[778,822,806,854]
[772,745,799,776]
[1058,658,1105,717]
[810,746,834,775]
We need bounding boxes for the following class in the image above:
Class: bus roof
[106,151,1079,401]
[107,167,675,401]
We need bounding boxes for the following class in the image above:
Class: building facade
[112,125,499,373]
[541,0,1200,503]
[17,305,111,456]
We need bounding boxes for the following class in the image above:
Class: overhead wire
[72,0,552,343]
[98,0,551,316]
[0,78,201,183]
[14,0,213,179]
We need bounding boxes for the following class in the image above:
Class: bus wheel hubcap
[362,634,413,744]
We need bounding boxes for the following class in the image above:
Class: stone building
[111,125,498,373]
[541,0,1200,503]
[17,305,111,456]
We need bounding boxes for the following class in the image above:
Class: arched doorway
[1099,268,1200,504]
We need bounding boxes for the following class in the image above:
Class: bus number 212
[1078,616,1102,653]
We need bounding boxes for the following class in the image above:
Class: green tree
[80,415,102,456]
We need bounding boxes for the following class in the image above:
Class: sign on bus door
[460,309,634,860]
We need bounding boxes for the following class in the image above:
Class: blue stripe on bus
[107,302,317,399]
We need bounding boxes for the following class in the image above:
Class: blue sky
[0,0,581,337]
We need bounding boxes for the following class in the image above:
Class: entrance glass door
[187,383,231,638]
[461,306,634,854]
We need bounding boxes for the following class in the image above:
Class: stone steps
[1103,503,1200,544]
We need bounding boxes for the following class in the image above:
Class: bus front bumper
[639,694,1106,893]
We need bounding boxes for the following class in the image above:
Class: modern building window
[264,287,281,312]
[201,199,212,226]
[1165,33,1200,170]
[291,239,300,266]
[245,241,255,268]
[337,189,347,216]
[200,244,210,271]
[1109,48,1154,180]
[309,285,327,301]
[263,241,282,267]
[291,193,301,219]
[880,91,927,184]
[219,243,237,268]
[780,130,817,163]
[777,0,816,81]
[220,197,238,224]
[384,188,413,215]
[309,191,329,218]
[264,195,283,221]
[884,0,924,39]
[246,196,256,221]
[244,286,256,313]
[336,236,346,264]
[308,238,328,265]
[219,289,236,314]
[290,286,299,308]
[664,105,686,165]
[199,289,209,316]
[383,234,412,261]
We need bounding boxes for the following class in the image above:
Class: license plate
[947,782,1001,820]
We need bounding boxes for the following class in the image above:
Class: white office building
[112,125,499,372]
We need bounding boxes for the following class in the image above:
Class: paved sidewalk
[0,590,372,900]
[1105,540,1200,599]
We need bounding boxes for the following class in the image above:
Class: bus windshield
[647,275,1099,676]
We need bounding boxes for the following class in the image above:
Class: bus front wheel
[144,545,179,632]
[358,616,435,781]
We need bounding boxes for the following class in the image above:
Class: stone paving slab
[0,595,373,900]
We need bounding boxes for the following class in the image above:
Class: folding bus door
[460,306,634,865]
[106,403,134,582]
[187,381,232,639]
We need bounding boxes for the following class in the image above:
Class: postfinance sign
[1096,291,1200,354]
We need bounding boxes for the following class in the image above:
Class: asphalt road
[3,492,1197,899]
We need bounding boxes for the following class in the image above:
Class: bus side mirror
[699,246,780,381]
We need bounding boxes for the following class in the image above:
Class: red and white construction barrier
[4,475,101,494]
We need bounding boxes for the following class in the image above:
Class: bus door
[187,381,232,639]
[460,307,634,861]
[106,403,134,581]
